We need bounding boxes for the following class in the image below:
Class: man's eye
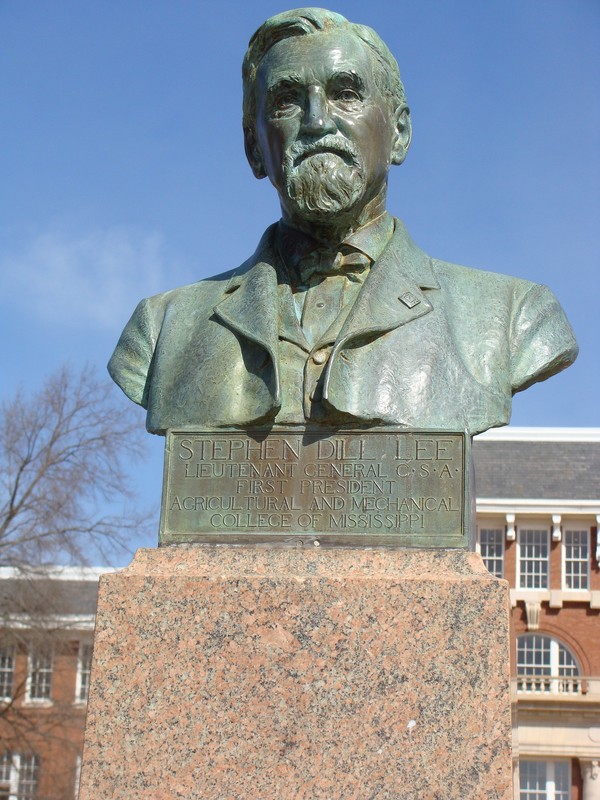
[335,89,361,102]
[268,90,301,119]
[275,92,299,109]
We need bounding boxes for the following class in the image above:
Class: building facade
[0,428,598,799]
[475,428,600,800]
[0,568,109,800]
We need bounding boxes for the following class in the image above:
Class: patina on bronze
[108,9,577,548]
[160,430,472,548]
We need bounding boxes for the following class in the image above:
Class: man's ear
[391,105,412,166]
[244,127,267,179]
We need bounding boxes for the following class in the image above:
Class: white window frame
[477,522,505,578]
[562,526,590,591]
[0,648,15,702]
[25,646,53,704]
[0,752,12,799]
[519,759,571,800]
[0,753,40,800]
[14,755,39,800]
[516,634,580,695]
[75,642,93,705]
[74,755,81,800]
[517,527,550,589]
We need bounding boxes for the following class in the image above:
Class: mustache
[287,137,360,168]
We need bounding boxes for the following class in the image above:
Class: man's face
[251,31,399,224]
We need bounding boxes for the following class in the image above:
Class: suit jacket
[108,218,577,435]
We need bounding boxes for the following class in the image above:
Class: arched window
[516,634,580,694]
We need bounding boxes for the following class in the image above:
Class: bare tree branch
[0,364,152,566]
[0,365,154,789]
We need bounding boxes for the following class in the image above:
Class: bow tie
[297,247,371,284]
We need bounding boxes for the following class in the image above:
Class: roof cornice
[475,427,600,442]
[0,566,117,581]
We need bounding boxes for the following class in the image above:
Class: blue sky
[1,1,598,561]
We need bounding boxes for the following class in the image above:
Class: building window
[518,528,550,589]
[0,649,14,701]
[26,647,53,702]
[517,634,580,694]
[76,643,93,703]
[74,756,81,800]
[14,756,38,800]
[479,527,504,578]
[0,753,11,800]
[563,528,589,590]
[16,756,39,800]
[0,753,40,800]
[520,759,570,799]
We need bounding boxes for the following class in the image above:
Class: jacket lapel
[212,219,440,419]
[324,219,440,401]
[213,232,282,407]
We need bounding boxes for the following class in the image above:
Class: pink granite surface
[79,547,513,799]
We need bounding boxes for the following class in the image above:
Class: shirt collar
[277,212,394,271]
[342,213,394,262]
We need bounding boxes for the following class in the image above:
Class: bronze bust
[108,8,577,435]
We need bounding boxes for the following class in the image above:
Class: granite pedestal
[79,547,513,799]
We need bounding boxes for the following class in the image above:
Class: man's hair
[242,7,407,132]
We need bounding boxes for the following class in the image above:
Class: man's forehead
[257,30,375,88]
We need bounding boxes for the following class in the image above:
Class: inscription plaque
[160,430,473,548]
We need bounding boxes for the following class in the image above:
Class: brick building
[0,569,108,800]
[0,428,598,799]
[474,428,600,800]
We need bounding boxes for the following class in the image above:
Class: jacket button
[312,348,329,365]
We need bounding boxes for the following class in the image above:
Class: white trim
[74,755,82,800]
[520,742,600,760]
[510,588,600,607]
[506,513,516,541]
[475,427,600,442]
[477,499,600,515]
[2,614,96,631]
[551,515,562,542]
[75,641,93,705]
[0,566,115,581]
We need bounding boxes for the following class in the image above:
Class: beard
[281,140,366,220]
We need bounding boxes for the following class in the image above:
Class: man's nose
[301,86,336,136]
